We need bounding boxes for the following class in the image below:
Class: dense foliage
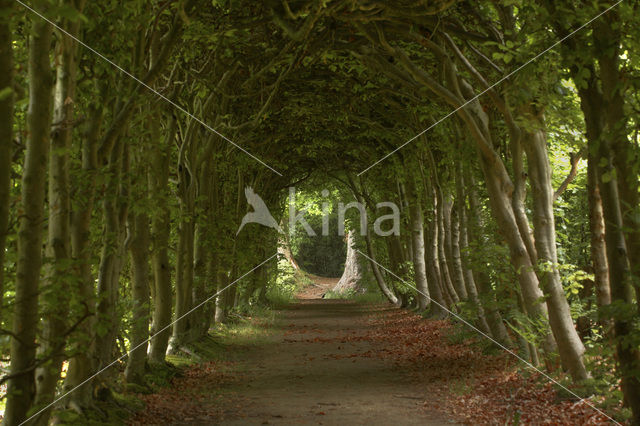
[1,0,639,424]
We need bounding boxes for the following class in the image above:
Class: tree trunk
[125,187,150,384]
[333,232,363,294]
[4,15,53,425]
[362,226,399,305]
[93,137,128,370]
[595,121,640,424]
[510,130,538,265]
[466,173,512,346]
[445,197,468,301]
[0,0,14,317]
[148,113,174,365]
[405,177,430,309]
[422,176,449,318]
[576,18,640,417]
[477,153,554,353]
[63,104,102,410]
[521,124,588,381]
[453,169,489,333]
[587,154,610,313]
[436,189,459,305]
[170,216,194,351]
[34,6,85,419]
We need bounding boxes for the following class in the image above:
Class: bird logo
[237,186,283,235]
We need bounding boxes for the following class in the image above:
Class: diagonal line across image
[357,0,623,176]
[355,249,622,426]
[20,254,278,426]
[15,0,283,176]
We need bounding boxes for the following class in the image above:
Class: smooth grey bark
[363,226,399,306]
[34,4,85,420]
[4,15,53,425]
[405,177,430,309]
[346,177,399,305]
[521,122,588,381]
[0,0,13,317]
[444,196,467,301]
[389,40,559,353]
[64,13,185,399]
[435,183,459,305]
[452,169,489,333]
[420,169,448,318]
[466,172,513,347]
[509,130,538,266]
[64,104,102,410]
[333,232,363,294]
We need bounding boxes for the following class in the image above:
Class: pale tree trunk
[466,173,512,346]
[425,151,458,306]
[444,197,467,301]
[421,174,449,317]
[454,165,489,332]
[405,177,430,309]
[362,226,399,305]
[521,123,588,381]
[0,0,13,317]
[478,155,556,353]
[63,104,102,409]
[333,232,363,294]
[385,38,554,353]
[202,251,219,331]
[347,178,399,305]
[148,113,174,365]
[594,27,640,305]
[4,15,53,425]
[125,150,150,384]
[436,188,459,304]
[510,130,538,265]
[465,173,513,347]
[34,4,85,419]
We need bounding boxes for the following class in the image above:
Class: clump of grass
[323,285,386,304]
[211,310,277,347]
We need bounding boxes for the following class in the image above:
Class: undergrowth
[53,305,279,425]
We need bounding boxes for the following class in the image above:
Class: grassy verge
[53,306,280,425]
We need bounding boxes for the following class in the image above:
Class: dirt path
[131,277,613,425]
[219,299,453,425]
[294,273,338,299]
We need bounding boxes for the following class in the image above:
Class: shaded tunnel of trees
[1,0,640,424]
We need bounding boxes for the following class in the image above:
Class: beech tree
[1,0,639,423]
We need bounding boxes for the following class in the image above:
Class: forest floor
[130,277,613,425]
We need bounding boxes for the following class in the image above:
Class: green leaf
[0,86,12,101]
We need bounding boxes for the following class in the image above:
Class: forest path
[131,298,455,425]
[295,273,339,299]
[216,299,454,425]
